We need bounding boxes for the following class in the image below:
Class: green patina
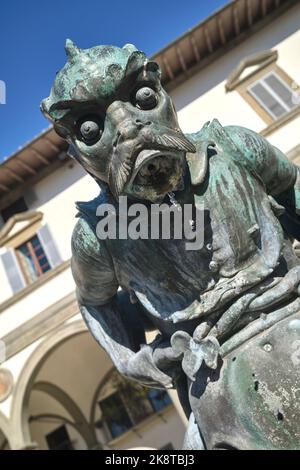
[42,40,300,450]
[41,41,149,121]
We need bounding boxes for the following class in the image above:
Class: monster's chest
[107,156,283,321]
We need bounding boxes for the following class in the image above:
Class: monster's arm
[227,125,300,241]
[275,167,300,242]
[71,217,177,388]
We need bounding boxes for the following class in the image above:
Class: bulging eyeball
[78,117,102,144]
[135,87,158,110]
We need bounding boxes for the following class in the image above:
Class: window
[46,425,73,450]
[0,223,62,294]
[97,371,172,441]
[248,71,298,120]
[16,234,51,283]
[226,50,300,128]
[99,392,133,439]
[148,389,172,413]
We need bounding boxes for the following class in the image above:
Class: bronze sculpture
[42,41,300,449]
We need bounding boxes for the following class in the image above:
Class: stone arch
[0,411,11,448]
[33,381,98,449]
[10,319,88,449]
[89,367,114,426]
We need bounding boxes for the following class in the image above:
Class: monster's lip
[126,149,185,201]
[132,149,183,179]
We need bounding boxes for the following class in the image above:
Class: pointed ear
[40,98,55,122]
[65,39,81,59]
[145,60,161,76]
[124,51,147,78]
[122,43,138,54]
[186,141,214,186]
[40,98,50,118]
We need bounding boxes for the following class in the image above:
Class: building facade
[0,0,299,450]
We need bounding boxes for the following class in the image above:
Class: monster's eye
[78,117,103,144]
[135,87,158,110]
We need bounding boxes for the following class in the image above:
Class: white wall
[111,407,186,451]
[0,160,98,318]
[0,1,299,451]
[29,390,88,450]
[0,4,299,311]
[0,329,186,450]
[30,161,99,261]
[172,3,300,148]
[0,268,75,337]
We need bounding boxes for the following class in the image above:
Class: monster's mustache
[108,126,196,198]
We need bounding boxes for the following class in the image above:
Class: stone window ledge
[106,404,173,447]
[0,259,70,314]
[261,105,300,138]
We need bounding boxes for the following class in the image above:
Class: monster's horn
[65,39,81,59]
[122,44,138,53]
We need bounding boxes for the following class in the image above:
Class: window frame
[0,212,63,295]
[247,70,298,121]
[98,390,134,440]
[96,372,172,442]
[15,234,52,285]
[238,64,299,125]
[45,425,74,451]
[227,55,300,128]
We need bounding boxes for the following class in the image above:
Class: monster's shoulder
[188,119,298,201]
[187,119,273,173]
[72,185,113,258]
[187,119,258,154]
[189,118,281,161]
[72,189,114,264]
[185,120,249,185]
[71,202,118,303]
[75,184,113,231]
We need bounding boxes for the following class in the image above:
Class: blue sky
[0,0,228,161]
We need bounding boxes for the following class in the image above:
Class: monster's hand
[72,217,178,388]
[80,295,180,389]
[171,329,220,382]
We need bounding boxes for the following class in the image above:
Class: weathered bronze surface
[42,41,300,449]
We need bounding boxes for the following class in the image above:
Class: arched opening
[0,429,10,450]
[91,368,173,446]
[0,412,11,450]
[10,321,111,449]
[11,320,186,450]
[19,326,112,449]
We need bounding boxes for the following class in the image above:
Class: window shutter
[1,249,26,294]
[249,82,286,119]
[38,224,62,268]
[249,71,298,122]
[264,73,295,110]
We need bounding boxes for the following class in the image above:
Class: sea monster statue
[41,41,300,450]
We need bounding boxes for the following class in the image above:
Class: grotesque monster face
[41,40,195,202]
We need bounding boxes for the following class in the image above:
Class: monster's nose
[135,119,152,128]
[115,118,152,143]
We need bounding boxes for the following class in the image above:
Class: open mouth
[126,149,185,202]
